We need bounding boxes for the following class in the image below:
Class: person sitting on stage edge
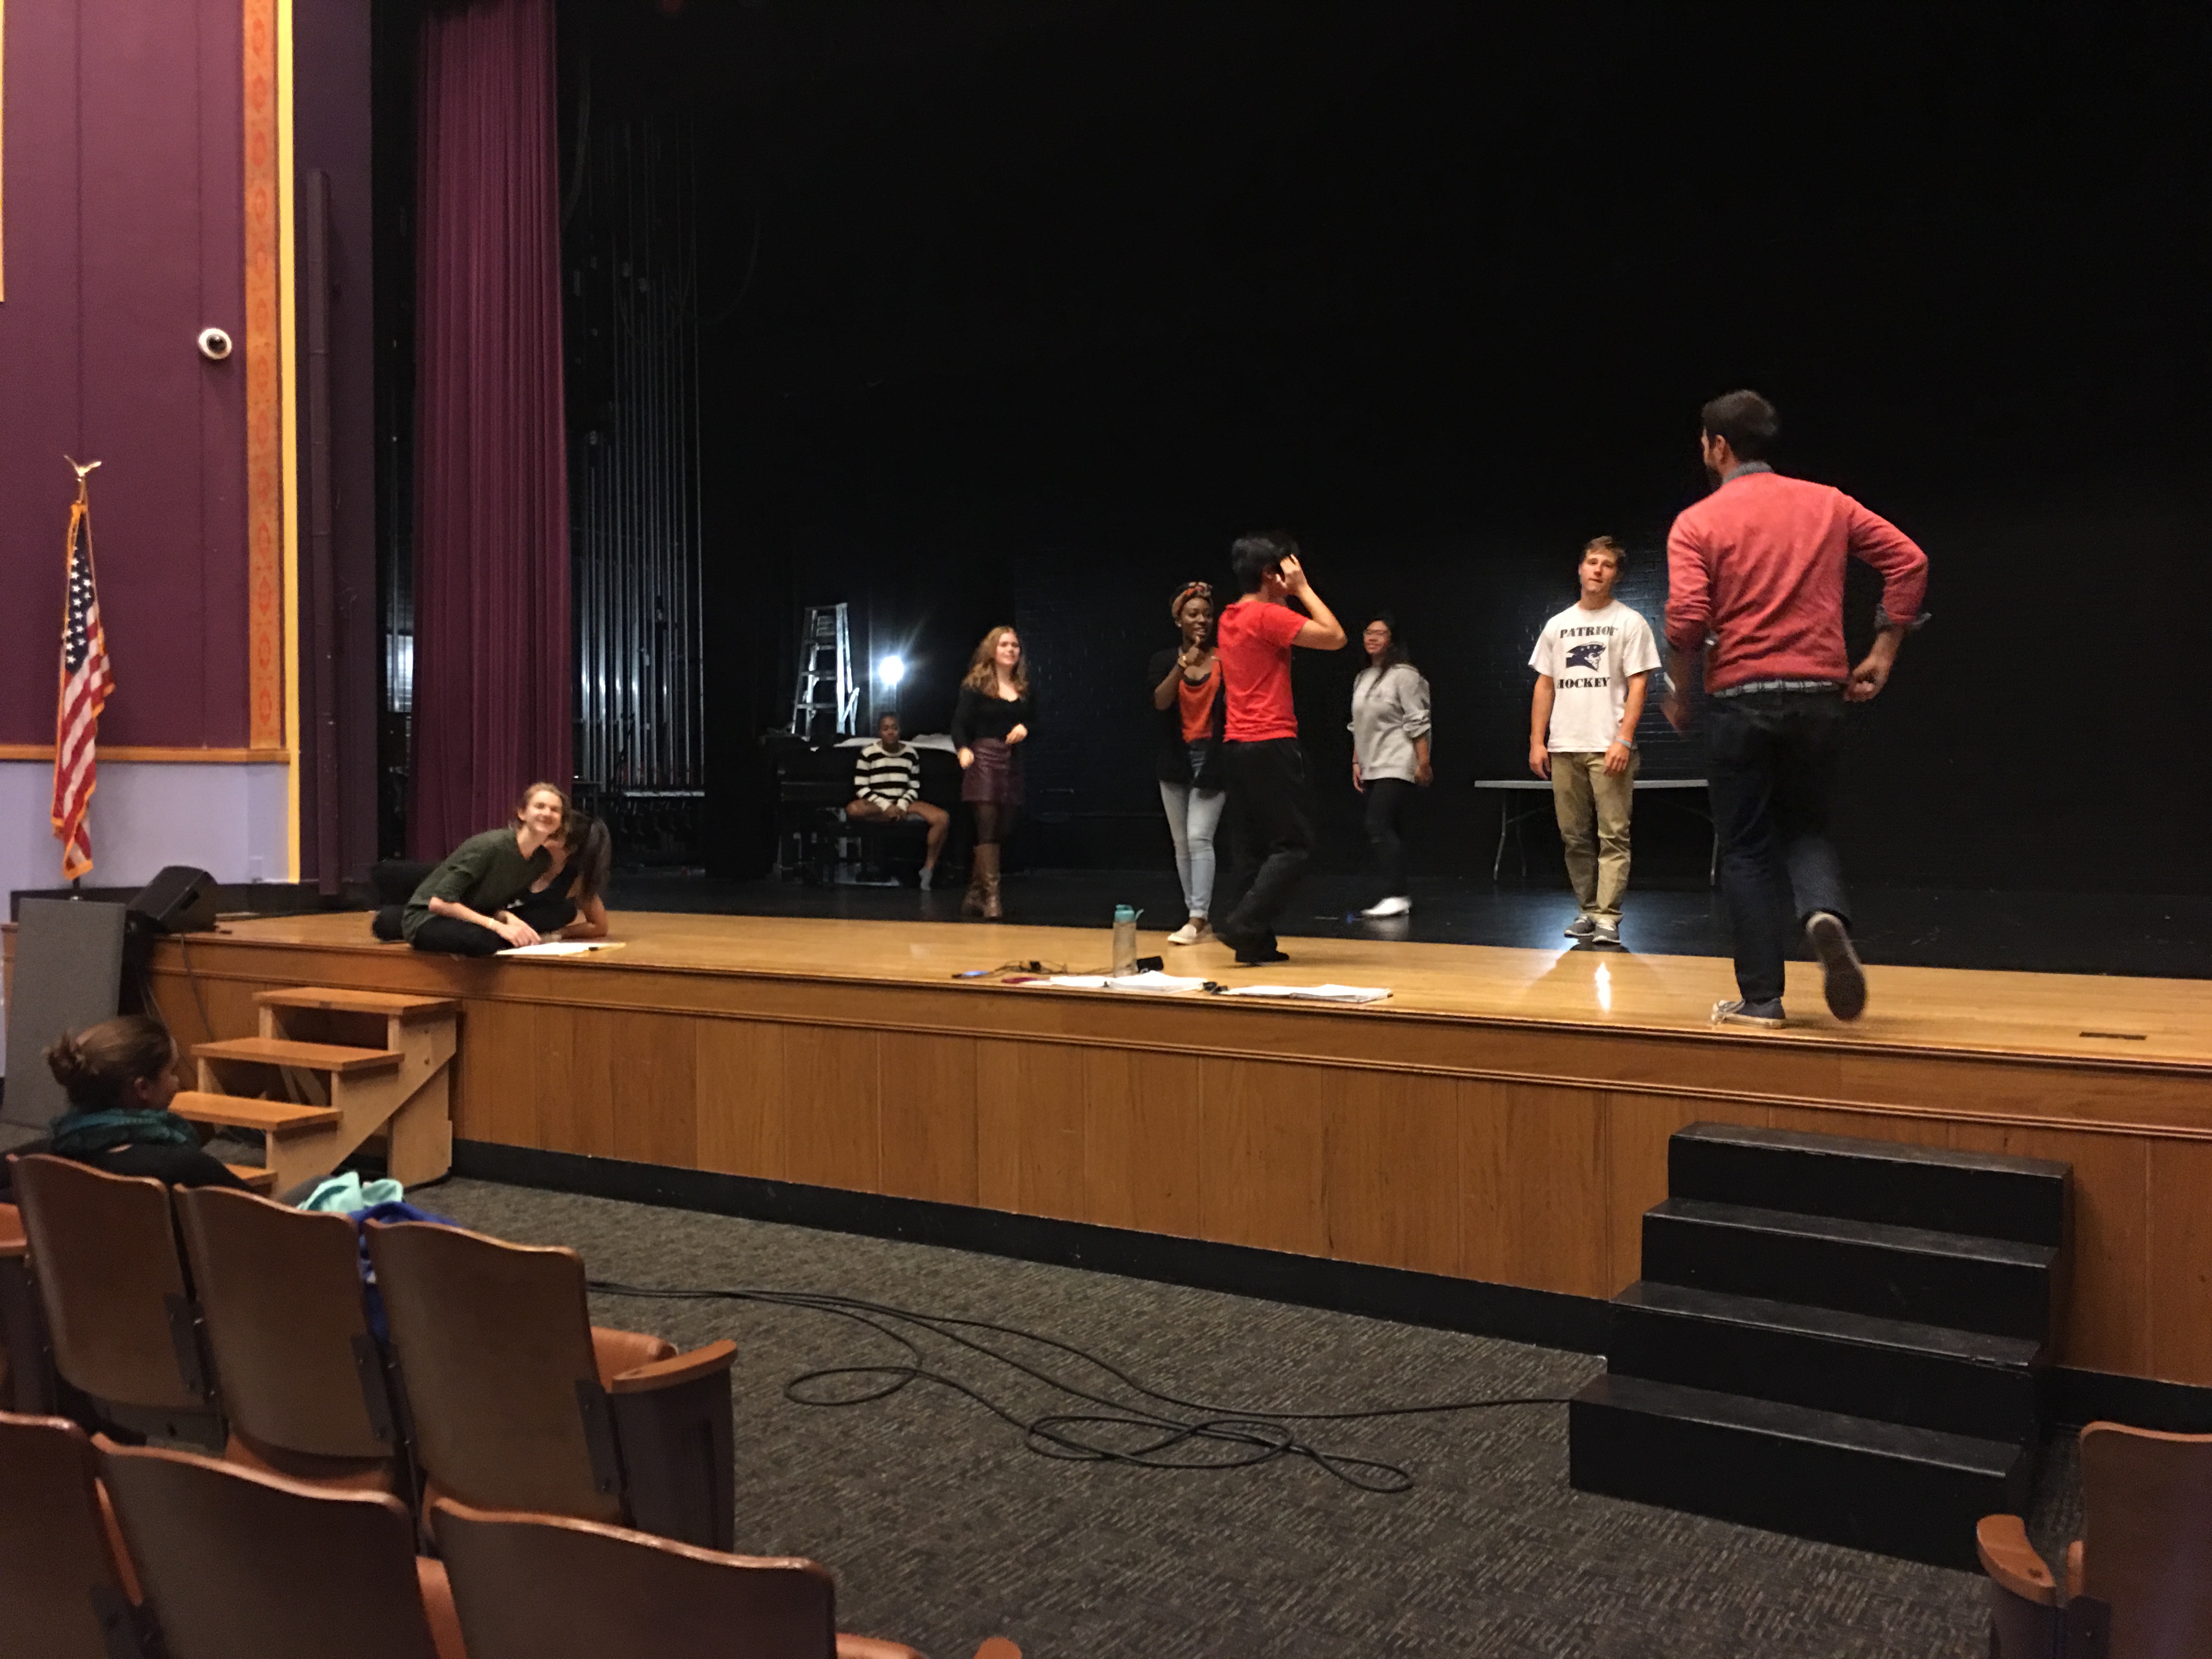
[1663,389,1928,1029]
[848,712,950,890]
[1149,580,1227,945]
[1527,537,1660,946]
[0,1015,250,1195]
[1213,532,1346,967]
[1350,612,1431,921]
[510,808,613,941]
[953,626,1032,920]
[370,782,567,956]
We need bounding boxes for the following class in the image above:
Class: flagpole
[54,456,111,886]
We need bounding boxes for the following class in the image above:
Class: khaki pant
[1551,749,1637,921]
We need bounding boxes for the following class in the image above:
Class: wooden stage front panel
[143,912,2212,1387]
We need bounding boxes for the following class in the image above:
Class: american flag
[51,487,115,880]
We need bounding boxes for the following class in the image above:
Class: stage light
[878,655,906,687]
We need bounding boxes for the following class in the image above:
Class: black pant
[372,904,506,957]
[1706,690,1852,1003]
[1364,776,1413,898]
[1221,738,1314,950]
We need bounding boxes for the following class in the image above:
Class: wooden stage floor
[148,911,2212,1390]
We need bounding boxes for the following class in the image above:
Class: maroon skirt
[961,737,1025,805]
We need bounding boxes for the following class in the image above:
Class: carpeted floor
[407,1176,2082,1659]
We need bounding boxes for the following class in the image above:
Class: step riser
[1643,1212,2050,1339]
[1610,1303,2043,1442]
[1671,1132,2065,1248]
[1569,1395,2032,1570]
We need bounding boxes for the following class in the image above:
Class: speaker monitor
[127,866,219,935]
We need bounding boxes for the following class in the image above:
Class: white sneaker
[919,867,934,890]
[1712,998,1787,1029]
[1592,920,1620,946]
[1167,917,1211,946]
[1359,896,1412,918]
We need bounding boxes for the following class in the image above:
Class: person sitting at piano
[846,712,950,890]
[370,782,565,956]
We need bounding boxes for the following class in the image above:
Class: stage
[142,910,2212,1395]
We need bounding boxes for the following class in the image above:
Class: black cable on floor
[586,1278,1573,1494]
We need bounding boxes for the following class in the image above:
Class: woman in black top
[509,810,613,940]
[1,1015,249,1196]
[1148,582,1227,945]
[951,624,1031,919]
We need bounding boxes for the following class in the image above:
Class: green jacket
[402,828,550,941]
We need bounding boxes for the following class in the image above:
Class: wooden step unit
[169,986,459,1192]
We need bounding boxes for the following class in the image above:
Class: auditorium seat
[433,1497,1020,1659]
[366,1217,737,1548]
[0,1200,59,1413]
[100,1437,466,1659]
[0,1411,155,1659]
[9,1154,225,1447]
[1980,1420,2212,1658]
[172,1184,407,1492]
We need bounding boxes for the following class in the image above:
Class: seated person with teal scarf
[0,1014,248,1195]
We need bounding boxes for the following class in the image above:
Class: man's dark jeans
[1706,689,1852,1004]
[1221,737,1314,952]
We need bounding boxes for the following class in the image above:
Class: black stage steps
[1570,1122,2070,1569]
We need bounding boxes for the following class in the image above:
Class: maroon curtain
[408,0,571,858]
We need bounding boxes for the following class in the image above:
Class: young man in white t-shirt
[1527,537,1662,945]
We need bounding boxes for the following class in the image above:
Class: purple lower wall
[0,0,251,748]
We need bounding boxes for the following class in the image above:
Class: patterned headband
[1171,581,1213,620]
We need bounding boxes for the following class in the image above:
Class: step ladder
[168,987,459,1194]
[789,601,857,741]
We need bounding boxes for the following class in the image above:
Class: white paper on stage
[1217,983,1391,1003]
[495,940,627,958]
[1032,970,1208,994]
[1105,971,1209,994]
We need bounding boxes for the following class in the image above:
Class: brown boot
[962,850,988,917]
[976,843,1003,920]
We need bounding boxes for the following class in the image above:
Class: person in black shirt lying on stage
[508,809,613,941]
[951,625,1032,921]
[0,1014,250,1195]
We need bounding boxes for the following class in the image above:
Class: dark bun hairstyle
[45,1014,177,1111]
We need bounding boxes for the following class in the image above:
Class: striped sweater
[854,742,921,805]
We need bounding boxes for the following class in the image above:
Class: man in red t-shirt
[1663,390,1929,1030]
[1213,532,1347,965]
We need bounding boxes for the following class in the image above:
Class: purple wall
[0,0,251,748]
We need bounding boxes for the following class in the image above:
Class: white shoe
[1359,896,1412,919]
[1592,919,1620,946]
[1167,917,1211,946]
[919,867,935,891]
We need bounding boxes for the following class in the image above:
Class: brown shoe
[975,844,1003,920]
[961,853,987,917]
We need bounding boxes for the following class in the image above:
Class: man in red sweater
[1214,531,1346,966]
[1663,390,1928,1029]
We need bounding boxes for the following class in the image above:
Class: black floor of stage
[602,868,2212,980]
